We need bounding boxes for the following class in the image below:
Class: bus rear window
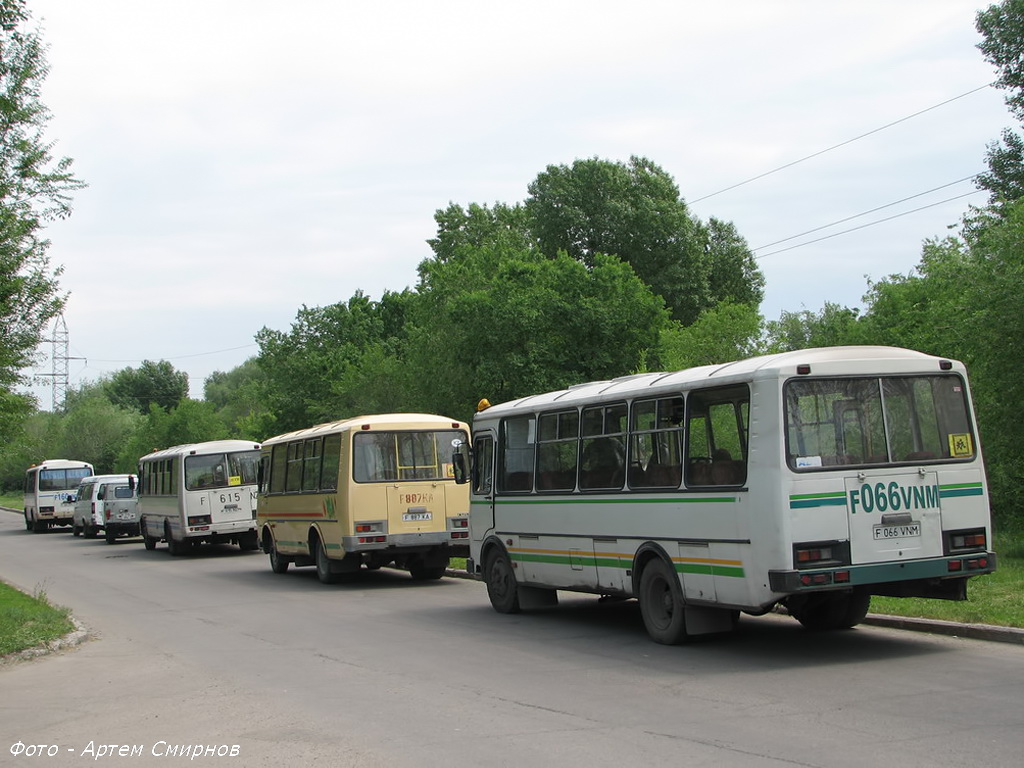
[353,430,467,483]
[785,374,975,470]
[39,467,92,491]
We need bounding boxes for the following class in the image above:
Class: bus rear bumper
[769,552,997,596]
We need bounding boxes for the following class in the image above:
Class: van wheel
[72,522,81,537]
[484,548,521,614]
[105,531,116,545]
[638,558,689,645]
[238,531,259,551]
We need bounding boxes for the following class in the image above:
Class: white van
[72,474,139,544]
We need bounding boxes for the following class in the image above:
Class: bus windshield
[185,450,260,490]
[38,467,92,491]
[353,430,466,483]
[785,374,975,469]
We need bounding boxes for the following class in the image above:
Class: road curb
[0,616,91,666]
[862,613,1024,645]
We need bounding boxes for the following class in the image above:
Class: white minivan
[72,474,139,544]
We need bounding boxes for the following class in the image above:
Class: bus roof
[139,439,261,463]
[26,459,93,471]
[477,346,965,417]
[261,413,469,447]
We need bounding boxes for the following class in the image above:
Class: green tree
[255,290,413,433]
[411,239,668,422]
[660,303,764,370]
[56,395,141,474]
[0,0,84,437]
[976,1,1024,212]
[117,400,232,472]
[525,156,763,324]
[104,360,189,413]
[764,302,863,353]
[203,358,275,438]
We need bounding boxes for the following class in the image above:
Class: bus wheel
[484,548,521,614]
[790,590,871,631]
[314,538,341,584]
[267,535,290,574]
[166,524,188,556]
[141,520,157,551]
[638,558,688,645]
[409,562,446,581]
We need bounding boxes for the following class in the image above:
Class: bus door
[845,471,944,564]
[469,432,495,540]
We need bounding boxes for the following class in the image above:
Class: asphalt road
[1,509,1022,767]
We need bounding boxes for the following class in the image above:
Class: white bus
[456,346,997,644]
[24,459,95,532]
[257,413,470,583]
[137,440,261,555]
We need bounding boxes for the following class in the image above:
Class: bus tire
[267,534,290,574]
[140,519,158,550]
[638,558,688,645]
[790,589,871,631]
[315,537,340,584]
[409,563,445,581]
[484,548,521,614]
[166,523,189,556]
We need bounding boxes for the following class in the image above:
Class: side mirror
[452,443,470,485]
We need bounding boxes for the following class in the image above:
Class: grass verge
[0,581,74,656]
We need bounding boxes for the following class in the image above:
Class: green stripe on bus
[789,492,846,509]
[510,551,745,578]
[495,496,736,506]
[939,483,984,498]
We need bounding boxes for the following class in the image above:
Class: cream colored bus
[257,413,471,583]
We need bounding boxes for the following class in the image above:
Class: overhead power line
[757,189,978,262]
[690,83,994,205]
[752,173,983,253]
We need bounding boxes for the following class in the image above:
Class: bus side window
[687,385,750,486]
[473,435,494,495]
[499,416,535,493]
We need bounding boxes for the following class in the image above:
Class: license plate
[403,512,432,522]
[873,523,921,540]
[116,512,135,521]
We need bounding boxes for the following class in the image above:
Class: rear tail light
[187,515,212,526]
[796,546,833,564]
[949,530,987,551]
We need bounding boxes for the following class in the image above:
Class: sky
[20,0,1014,404]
